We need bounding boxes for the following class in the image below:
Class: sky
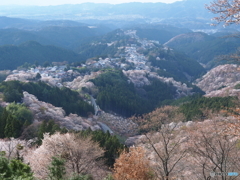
[0,0,183,6]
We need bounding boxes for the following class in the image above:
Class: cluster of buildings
[85,57,122,69]
[26,66,67,79]
[10,65,79,88]
[125,45,149,71]
[84,29,162,71]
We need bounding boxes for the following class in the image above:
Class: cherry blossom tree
[25,132,107,179]
[206,0,240,26]
[187,119,240,180]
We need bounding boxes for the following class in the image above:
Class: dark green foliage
[92,70,146,116]
[159,86,204,107]
[79,129,125,167]
[0,74,7,83]
[0,106,4,114]
[0,103,32,138]
[0,81,23,103]
[47,155,93,180]
[143,78,176,107]
[149,49,206,82]
[3,89,23,103]
[6,103,33,125]
[0,108,6,138]
[8,159,33,179]
[0,154,33,180]
[166,32,240,66]
[179,96,237,121]
[48,157,66,180]
[91,70,177,117]
[0,155,12,179]
[91,70,141,116]
[135,25,191,44]
[78,43,118,60]
[0,28,53,47]
[22,81,94,117]
[169,93,202,106]
[189,85,205,95]
[0,81,94,117]
[68,174,93,180]
[37,120,67,145]
[35,73,41,80]
[217,85,227,90]
[4,115,21,138]
[72,67,91,74]
[234,83,240,89]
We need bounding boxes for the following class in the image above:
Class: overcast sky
[0,0,183,6]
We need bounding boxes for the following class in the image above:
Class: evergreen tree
[0,109,7,138]
[4,115,15,138]
[79,130,125,167]
[68,174,93,180]
[0,154,12,179]
[48,156,66,180]
[0,154,33,180]
[37,120,67,145]
[9,159,33,179]
[35,73,41,80]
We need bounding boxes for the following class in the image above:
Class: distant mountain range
[0,0,227,29]
[0,18,111,50]
[0,16,88,30]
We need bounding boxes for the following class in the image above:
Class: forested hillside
[147,47,205,82]
[91,70,202,117]
[0,41,85,70]
[179,96,237,121]
[0,81,94,117]
[34,25,111,50]
[165,32,240,67]
[134,24,192,44]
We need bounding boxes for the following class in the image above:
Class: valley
[0,0,240,179]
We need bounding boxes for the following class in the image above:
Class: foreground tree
[48,156,66,180]
[143,124,188,180]
[0,153,33,180]
[206,0,240,26]
[0,103,33,138]
[26,132,107,179]
[187,119,240,180]
[206,1,240,63]
[0,138,31,161]
[113,146,153,180]
[133,107,187,180]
